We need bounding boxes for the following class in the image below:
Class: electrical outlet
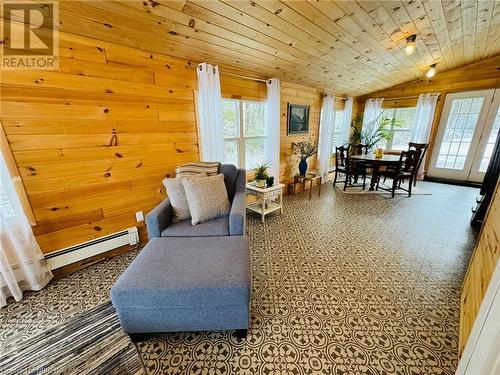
[135,211,144,222]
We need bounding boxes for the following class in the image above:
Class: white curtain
[363,98,384,138]
[411,93,440,142]
[1,154,52,308]
[341,97,354,145]
[265,78,281,182]
[411,93,440,177]
[318,94,336,183]
[196,62,225,162]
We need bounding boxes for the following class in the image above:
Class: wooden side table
[246,183,284,223]
[293,174,322,199]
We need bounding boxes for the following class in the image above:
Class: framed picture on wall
[287,103,310,135]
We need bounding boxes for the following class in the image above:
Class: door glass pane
[222,100,239,137]
[479,108,500,172]
[436,97,484,169]
[245,138,265,169]
[223,139,239,166]
[243,102,265,136]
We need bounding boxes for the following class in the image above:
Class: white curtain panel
[362,98,384,138]
[318,94,336,183]
[265,78,281,182]
[411,93,440,177]
[196,62,225,162]
[341,97,354,145]
[411,93,440,142]
[1,154,52,308]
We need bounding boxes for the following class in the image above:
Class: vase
[299,158,308,176]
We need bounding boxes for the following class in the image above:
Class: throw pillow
[183,173,231,225]
[163,173,206,222]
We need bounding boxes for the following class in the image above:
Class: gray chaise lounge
[111,163,250,341]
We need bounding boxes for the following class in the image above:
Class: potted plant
[350,113,400,153]
[292,140,318,176]
[254,161,270,188]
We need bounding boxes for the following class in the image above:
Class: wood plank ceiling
[57,0,500,96]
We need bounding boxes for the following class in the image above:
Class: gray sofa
[146,164,246,238]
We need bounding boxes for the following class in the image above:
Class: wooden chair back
[408,142,429,170]
[335,146,350,169]
[399,149,421,174]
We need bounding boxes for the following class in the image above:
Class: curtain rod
[219,71,268,83]
[322,93,348,100]
[383,95,420,100]
[377,93,440,101]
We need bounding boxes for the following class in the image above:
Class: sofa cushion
[219,164,238,202]
[161,216,229,237]
[163,174,206,222]
[111,237,250,308]
[175,162,220,178]
[183,174,230,225]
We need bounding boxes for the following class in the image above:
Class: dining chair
[333,146,367,191]
[351,143,372,183]
[408,142,429,186]
[376,150,421,197]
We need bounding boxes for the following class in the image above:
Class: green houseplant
[292,141,318,176]
[254,161,270,188]
[349,113,400,152]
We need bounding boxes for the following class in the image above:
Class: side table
[245,183,284,223]
[293,174,322,199]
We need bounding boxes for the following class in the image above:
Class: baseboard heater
[45,227,139,270]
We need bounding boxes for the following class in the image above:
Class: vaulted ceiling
[58,0,500,96]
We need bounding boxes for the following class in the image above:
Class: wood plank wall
[356,55,500,167]
[279,82,345,185]
[459,180,500,354]
[0,31,265,254]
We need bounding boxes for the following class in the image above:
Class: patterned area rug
[0,302,142,375]
[135,183,477,374]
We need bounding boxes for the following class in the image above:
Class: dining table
[351,153,402,190]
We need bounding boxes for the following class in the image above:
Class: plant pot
[255,179,266,188]
[299,158,308,176]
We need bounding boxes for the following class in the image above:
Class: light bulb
[426,64,437,78]
[404,34,417,56]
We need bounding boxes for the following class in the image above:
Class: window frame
[222,98,267,170]
[0,123,36,226]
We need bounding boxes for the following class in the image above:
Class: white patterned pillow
[163,173,207,222]
[183,174,230,225]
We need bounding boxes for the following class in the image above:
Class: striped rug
[0,302,142,375]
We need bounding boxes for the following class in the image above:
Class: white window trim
[223,98,266,170]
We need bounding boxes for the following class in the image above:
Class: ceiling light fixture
[404,34,417,56]
[426,63,437,78]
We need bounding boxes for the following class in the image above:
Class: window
[380,107,416,151]
[331,110,344,149]
[222,99,266,169]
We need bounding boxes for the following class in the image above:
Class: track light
[426,64,437,78]
[404,34,417,56]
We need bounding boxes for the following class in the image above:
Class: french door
[428,89,500,183]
